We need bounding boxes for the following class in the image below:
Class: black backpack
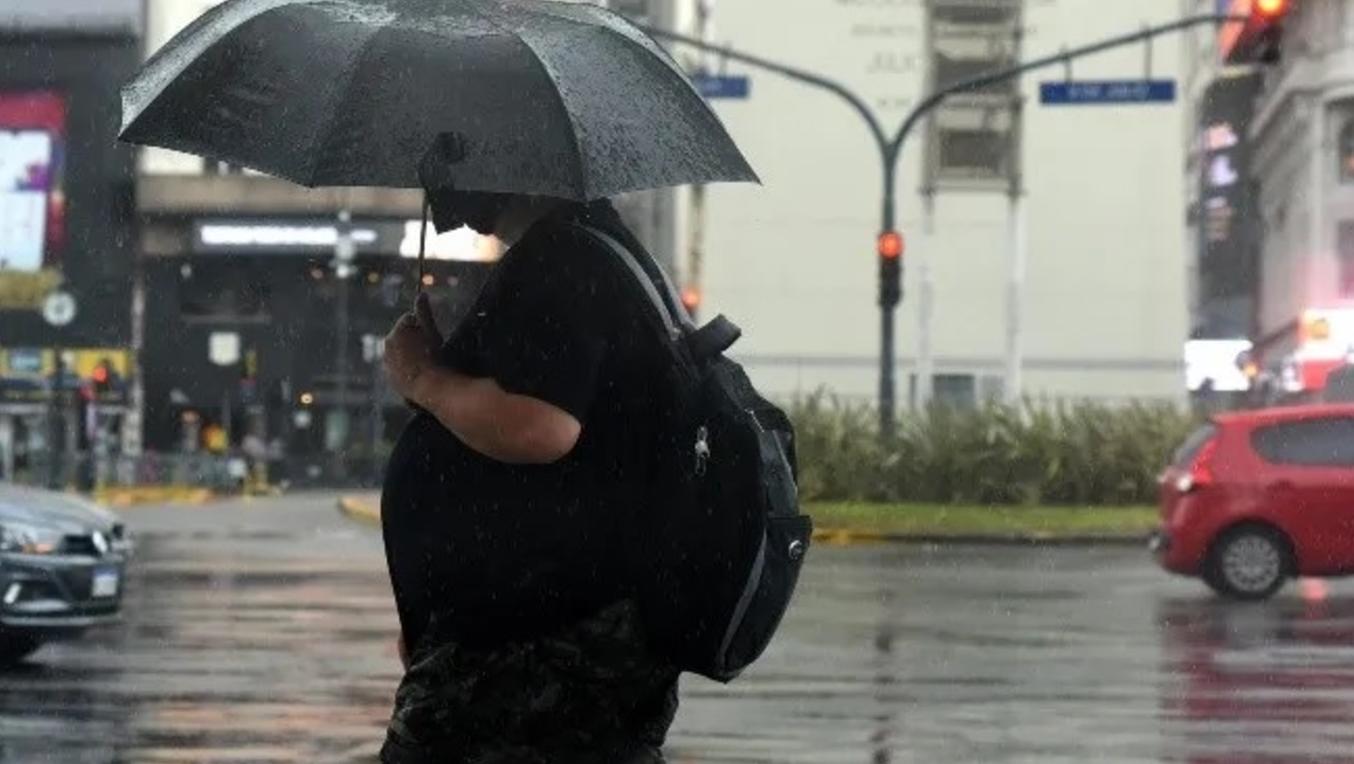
[574,224,813,683]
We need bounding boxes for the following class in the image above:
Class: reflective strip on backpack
[572,224,693,336]
[715,530,767,668]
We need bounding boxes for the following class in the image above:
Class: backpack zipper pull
[694,425,710,476]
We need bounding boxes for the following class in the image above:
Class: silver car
[0,484,132,665]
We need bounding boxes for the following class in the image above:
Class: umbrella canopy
[120,0,757,200]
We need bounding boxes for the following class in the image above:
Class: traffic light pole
[879,159,899,435]
[645,12,1244,437]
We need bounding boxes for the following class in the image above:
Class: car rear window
[1172,424,1218,467]
[1251,417,1354,467]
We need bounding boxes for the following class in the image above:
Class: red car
[1154,403,1354,600]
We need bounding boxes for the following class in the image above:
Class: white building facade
[680,0,1193,406]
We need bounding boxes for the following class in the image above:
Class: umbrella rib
[512,37,588,200]
[526,2,688,86]
[301,20,393,187]
[460,1,588,200]
[122,0,306,136]
[501,6,754,194]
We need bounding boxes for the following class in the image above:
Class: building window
[1338,221,1354,297]
[933,374,978,409]
[179,261,271,319]
[933,108,1019,181]
[1338,120,1354,183]
[977,375,1005,403]
[1337,119,1354,183]
[924,0,1024,191]
[909,373,997,409]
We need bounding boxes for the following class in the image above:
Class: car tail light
[1176,437,1219,493]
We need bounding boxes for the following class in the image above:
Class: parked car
[1153,403,1354,600]
[0,484,132,665]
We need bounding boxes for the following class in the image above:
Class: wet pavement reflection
[3,495,1354,763]
[0,496,399,763]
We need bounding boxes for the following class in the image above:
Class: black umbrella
[119,0,757,200]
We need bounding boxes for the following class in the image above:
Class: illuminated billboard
[0,91,66,310]
[190,218,504,262]
[1185,339,1252,393]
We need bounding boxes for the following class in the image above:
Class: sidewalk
[335,494,1152,546]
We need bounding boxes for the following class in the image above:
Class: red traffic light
[1222,0,1288,63]
[1255,0,1287,18]
[877,230,904,260]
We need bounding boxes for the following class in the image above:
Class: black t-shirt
[381,201,660,652]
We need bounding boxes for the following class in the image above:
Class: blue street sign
[7,349,42,374]
[1040,79,1176,105]
[692,74,750,100]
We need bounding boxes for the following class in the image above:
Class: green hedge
[788,393,1198,507]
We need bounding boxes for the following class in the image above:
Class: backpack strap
[572,223,742,360]
[572,224,684,336]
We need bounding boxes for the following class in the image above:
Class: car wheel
[1206,526,1292,601]
[0,634,43,667]
[1201,563,1228,595]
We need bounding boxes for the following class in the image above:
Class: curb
[814,532,1149,547]
[338,495,382,527]
[94,486,216,508]
[337,495,1146,546]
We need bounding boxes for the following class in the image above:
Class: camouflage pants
[381,600,679,764]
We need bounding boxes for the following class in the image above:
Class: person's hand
[384,293,443,400]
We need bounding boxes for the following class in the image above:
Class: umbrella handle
[416,191,429,298]
[404,190,432,416]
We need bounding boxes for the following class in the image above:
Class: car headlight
[0,523,63,555]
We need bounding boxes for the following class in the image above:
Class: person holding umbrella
[119,1,757,760]
[378,185,680,762]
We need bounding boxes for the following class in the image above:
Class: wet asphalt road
[3,495,1354,763]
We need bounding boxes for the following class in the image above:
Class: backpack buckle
[694,425,710,476]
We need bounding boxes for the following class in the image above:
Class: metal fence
[9,452,242,492]
[7,450,387,493]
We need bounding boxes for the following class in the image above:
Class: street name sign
[1039,79,1176,106]
[692,73,750,100]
